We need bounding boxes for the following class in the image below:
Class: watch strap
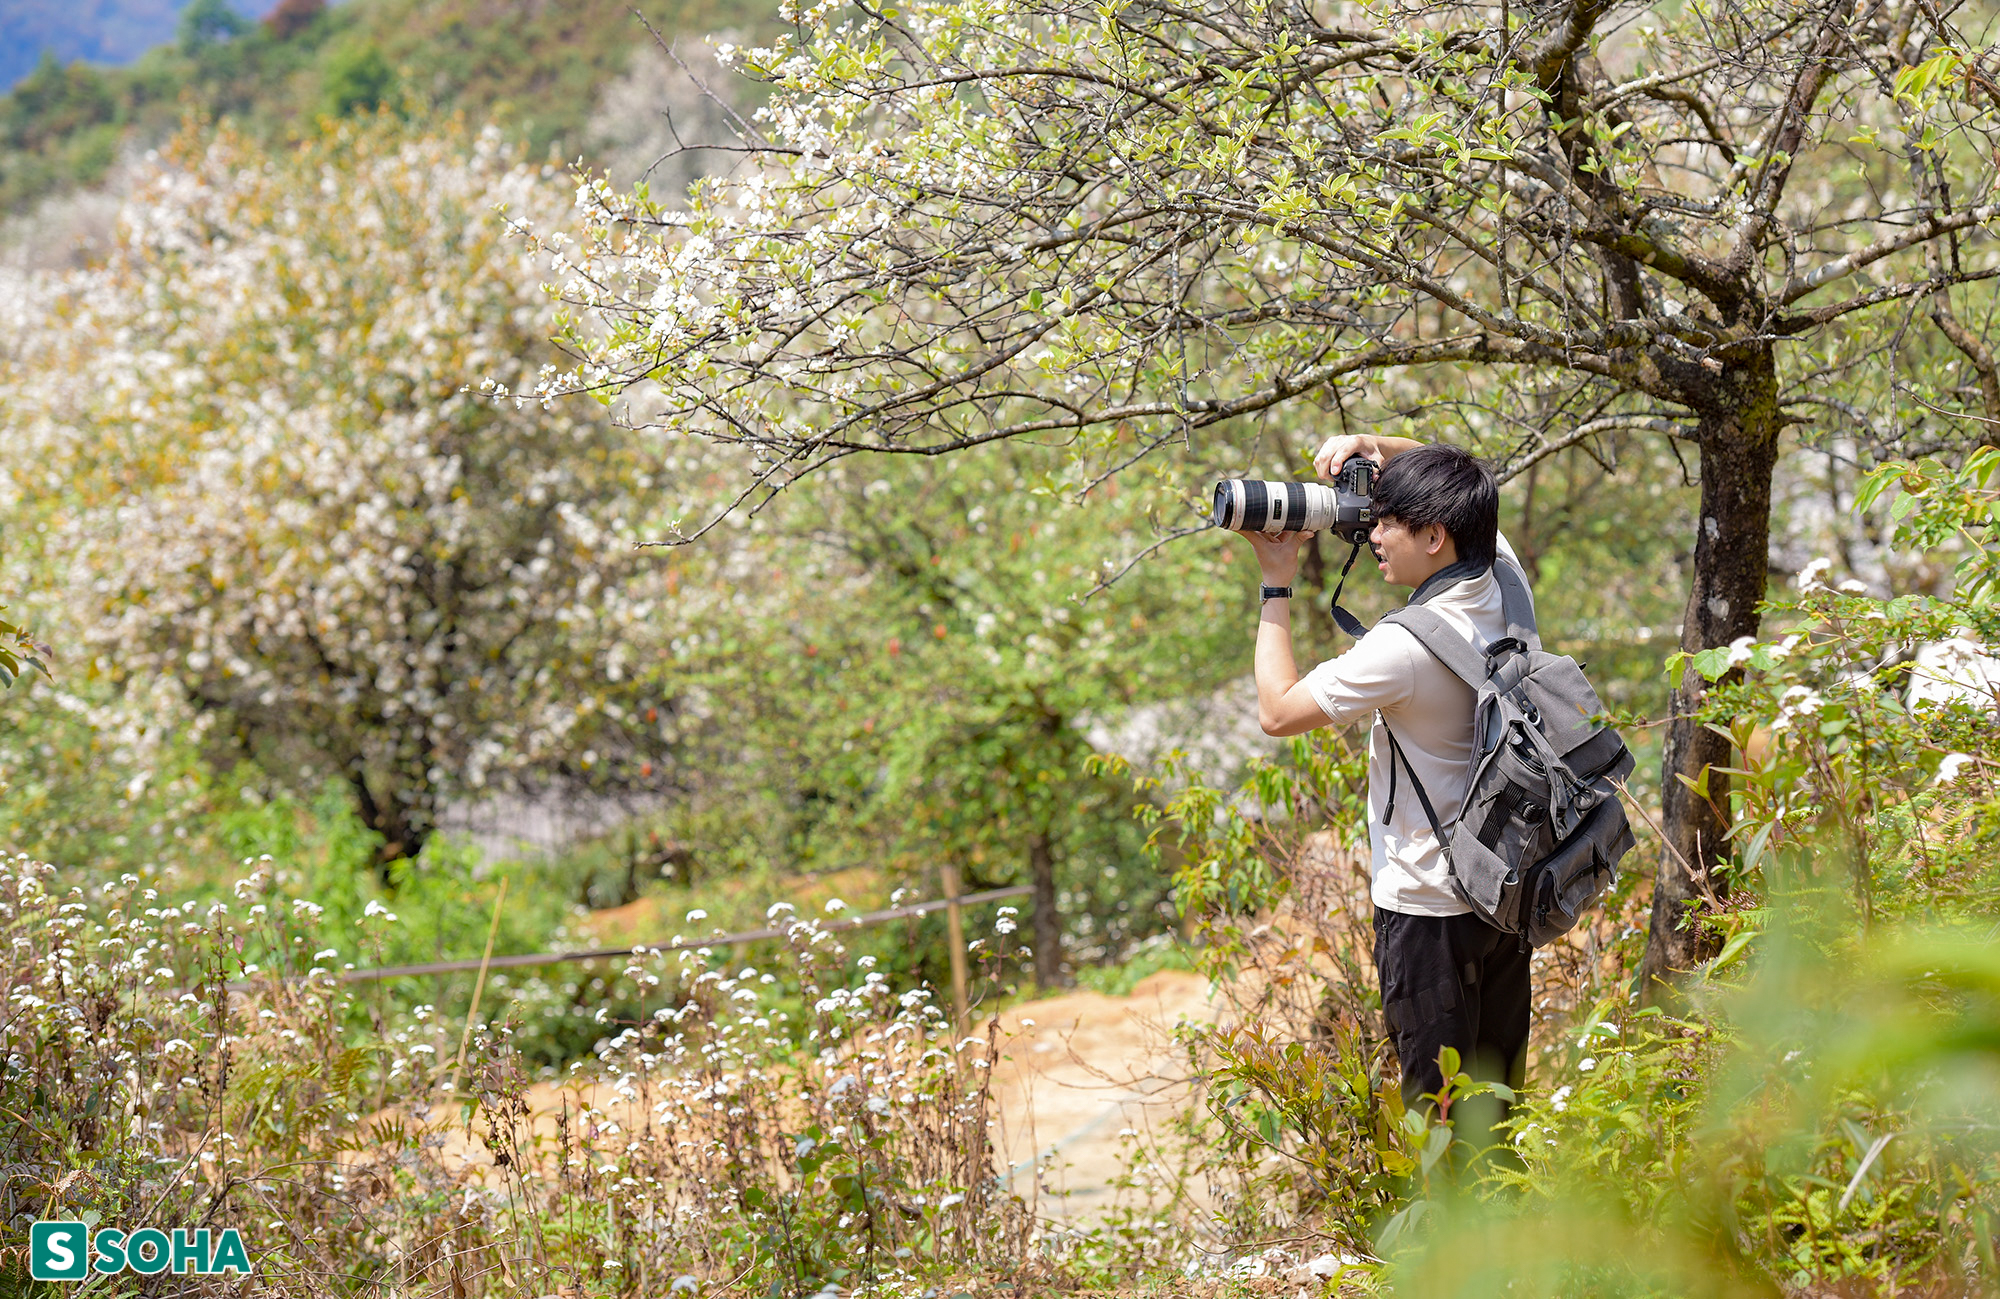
[1260,585,1294,601]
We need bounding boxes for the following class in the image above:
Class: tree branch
[1584,56,1730,112]
[1496,415,1695,484]
[1772,266,2000,331]
[1929,294,2000,434]
[1777,206,2000,305]
[1080,523,1211,599]
[1525,0,1615,89]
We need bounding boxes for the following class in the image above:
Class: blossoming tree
[1,118,700,869]
[524,0,1999,984]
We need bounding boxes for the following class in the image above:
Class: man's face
[1369,516,1450,588]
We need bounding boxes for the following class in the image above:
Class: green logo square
[31,1221,89,1281]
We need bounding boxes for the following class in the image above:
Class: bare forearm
[1249,590,1333,736]
[1235,495,1343,738]
[1254,598,1309,734]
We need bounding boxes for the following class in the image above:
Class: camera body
[1212,457,1377,544]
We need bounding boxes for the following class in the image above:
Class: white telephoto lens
[1212,480,1337,532]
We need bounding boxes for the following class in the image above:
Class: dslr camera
[1212,458,1378,544]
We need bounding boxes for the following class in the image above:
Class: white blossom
[1795,557,1834,593]
[1936,753,1976,786]
[0,120,708,852]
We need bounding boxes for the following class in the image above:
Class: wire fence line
[232,884,1035,988]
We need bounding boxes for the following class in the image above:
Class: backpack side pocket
[1445,830,1522,932]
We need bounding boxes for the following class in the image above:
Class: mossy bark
[1639,349,1783,996]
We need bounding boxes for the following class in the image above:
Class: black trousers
[1373,908,1531,1111]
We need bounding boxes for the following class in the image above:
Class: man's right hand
[1314,434,1423,480]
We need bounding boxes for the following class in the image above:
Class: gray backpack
[1377,562,1636,947]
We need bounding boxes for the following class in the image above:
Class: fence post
[940,863,970,1030]
[448,874,507,1097]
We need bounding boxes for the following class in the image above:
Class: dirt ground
[986,970,1225,1221]
[393,967,1225,1220]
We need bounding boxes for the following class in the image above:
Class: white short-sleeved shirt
[1301,535,1533,916]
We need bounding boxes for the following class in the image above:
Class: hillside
[0,0,271,94]
[0,0,767,217]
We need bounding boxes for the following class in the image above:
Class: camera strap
[1331,547,1494,640]
[1329,541,1369,638]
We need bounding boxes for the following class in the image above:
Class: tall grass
[0,855,1061,1296]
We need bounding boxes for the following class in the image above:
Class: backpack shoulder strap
[1379,605,1490,693]
[1493,558,1541,651]
[1381,722,1453,844]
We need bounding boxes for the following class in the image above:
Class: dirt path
[392,969,1225,1220]
[986,970,1225,1221]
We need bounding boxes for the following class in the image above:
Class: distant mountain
[1,0,274,90]
[0,0,769,221]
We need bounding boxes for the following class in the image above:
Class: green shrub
[319,43,395,117]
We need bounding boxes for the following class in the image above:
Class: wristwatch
[1260,585,1294,602]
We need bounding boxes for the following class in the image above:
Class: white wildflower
[1936,753,1976,786]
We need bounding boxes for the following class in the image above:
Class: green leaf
[1712,925,1761,970]
[1853,465,1900,513]
[1688,646,1732,682]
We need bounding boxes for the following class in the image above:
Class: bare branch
[1525,0,1615,88]
[1929,295,2000,432]
[1894,380,2000,435]
[1778,205,2000,305]
[633,12,768,151]
[1079,523,1211,599]
[1496,415,1694,484]
[1583,57,1730,113]
[1774,267,2000,332]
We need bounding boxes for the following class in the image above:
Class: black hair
[1370,444,1499,568]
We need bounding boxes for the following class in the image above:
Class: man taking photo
[1235,434,1531,1113]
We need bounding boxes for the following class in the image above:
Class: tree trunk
[1518,462,1543,584]
[1638,368,1782,997]
[1029,828,1063,989]
[349,769,432,884]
